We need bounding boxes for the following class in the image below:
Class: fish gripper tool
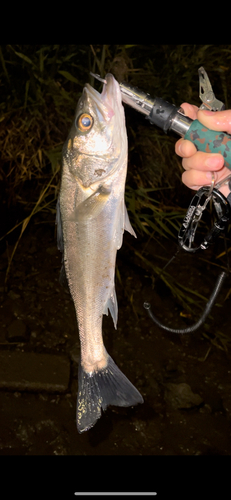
[120,67,231,169]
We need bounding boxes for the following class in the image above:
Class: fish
[57,73,143,433]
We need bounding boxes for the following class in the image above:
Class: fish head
[63,74,127,188]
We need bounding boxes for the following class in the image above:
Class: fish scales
[58,74,143,432]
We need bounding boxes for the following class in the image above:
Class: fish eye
[77,113,94,132]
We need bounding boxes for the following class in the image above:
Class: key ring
[207,171,215,197]
[215,172,231,191]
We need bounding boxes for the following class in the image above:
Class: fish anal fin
[103,286,118,328]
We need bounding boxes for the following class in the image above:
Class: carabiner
[178,187,230,252]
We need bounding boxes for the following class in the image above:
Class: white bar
[74,494,157,497]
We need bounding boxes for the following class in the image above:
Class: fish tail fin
[77,354,144,433]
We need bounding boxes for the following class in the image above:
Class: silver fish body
[57,74,143,432]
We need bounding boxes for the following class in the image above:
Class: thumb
[197,109,231,135]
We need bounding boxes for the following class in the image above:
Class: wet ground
[1,209,231,463]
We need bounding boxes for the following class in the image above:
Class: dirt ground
[1,208,231,462]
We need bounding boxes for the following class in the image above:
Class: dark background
[0,45,231,492]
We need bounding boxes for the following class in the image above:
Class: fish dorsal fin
[56,195,64,252]
[124,203,136,238]
[115,200,136,250]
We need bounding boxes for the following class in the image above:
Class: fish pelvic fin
[77,354,144,433]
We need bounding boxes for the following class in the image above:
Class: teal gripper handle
[184,119,231,170]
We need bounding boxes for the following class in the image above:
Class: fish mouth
[101,73,121,108]
[84,73,121,122]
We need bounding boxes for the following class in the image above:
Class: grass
[1,44,231,335]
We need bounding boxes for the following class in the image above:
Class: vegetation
[1,45,231,350]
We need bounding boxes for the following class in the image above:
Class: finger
[197,109,231,134]
[182,169,218,190]
[182,151,224,171]
[180,102,198,120]
[175,138,197,157]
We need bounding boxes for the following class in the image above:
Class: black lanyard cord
[143,187,231,334]
[144,269,228,334]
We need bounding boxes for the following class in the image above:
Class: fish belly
[63,209,117,373]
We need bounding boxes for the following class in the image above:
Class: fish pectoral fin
[68,186,111,222]
[103,286,118,329]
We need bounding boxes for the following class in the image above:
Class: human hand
[175,104,231,198]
